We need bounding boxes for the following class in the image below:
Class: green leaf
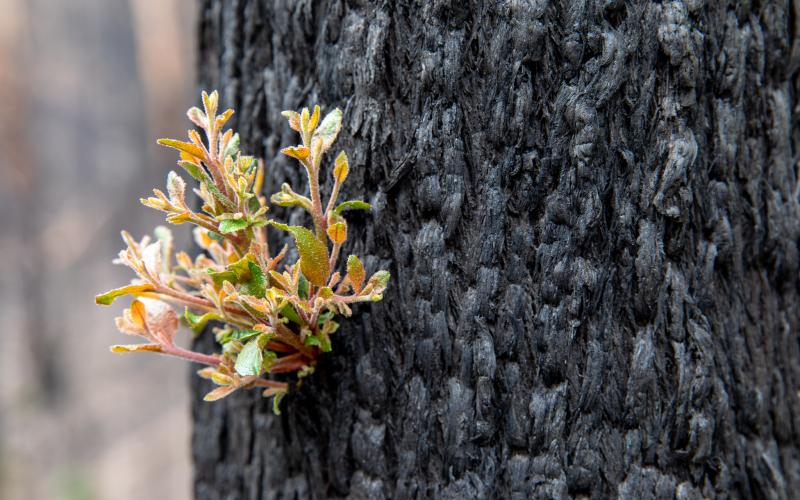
[235,339,263,376]
[208,269,238,289]
[219,219,249,234]
[184,309,223,333]
[373,270,391,287]
[304,334,332,352]
[305,332,332,352]
[280,303,302,324]
[247,196,261,213]
[270,183,312,211]
[312,108,342,153]
[239,261,267,298]
[317,311,335,325]
[304,335,322,348]
[95,284,155,305]
[215,328,263,345]
[227,254,255,280]
[297,274,310,299]
[334,200,371,216]
[272,390,286,415]
[178,161,211,184]
[262,349,278,372]
[224,133,240,158]
[367,270,391,295]
[206,183,237,211]
[268,222,330,287]
[220,329,261,344]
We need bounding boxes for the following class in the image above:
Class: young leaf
[304,335,322,348]
[219,219,249,234]
[166,171,187,205]
[346,255,366,293]
[157,139,206,159]
[281,146,311,161]
[333,151,349,184]
[95,284,155,305]
[334,200,371,216]
[280,303,303,324]
[140,298,179,346]
[204,385,237,402]
[312,108,342,153]
[304,333,332,352]
[272,390,287,415]
[110,343,163,353]
[239,261,267,298]
[187,107,206,129]
[184,309,223,333]
[208,269,238,289]
[367,270,391,295]
[270,183,312,211]
[327,222,347,245]
[235,339,263,376]
[224,133,240,158]
[202,90,219,122]
[129,300,147,330]
[269,222,330,287]
[297,274,310,299]
[308,105,321,132]
[281,110,301,131]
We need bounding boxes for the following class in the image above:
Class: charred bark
[192,1,800,498]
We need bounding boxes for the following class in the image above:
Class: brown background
[0,0,196,498]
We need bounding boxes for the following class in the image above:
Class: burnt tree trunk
[191,2,800,498]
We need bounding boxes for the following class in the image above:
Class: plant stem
[163,345,220,366]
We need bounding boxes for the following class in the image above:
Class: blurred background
[0,0,197,498]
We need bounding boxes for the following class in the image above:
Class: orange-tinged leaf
[308,105,320,132]
[188,129,205,148]
[197,367,216,379]
[158,138,205,159]
[281,146,310,161]
[327,222,347,245]
[216,108,234,129]
[204,385,237,401]
[140,298,179,346]
[211,372,234,385]
[110,343,163,353]
[95,284,155,305]
[300,107,310,135]
[346,255,366,293]
[281,110,301,131]
[202,90,219,122]
[130,300,147,329]
[180,151,202,165]
[333,151,349,184]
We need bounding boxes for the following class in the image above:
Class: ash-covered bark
[192,1,800,498]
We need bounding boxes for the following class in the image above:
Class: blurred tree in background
[0,0,195,498]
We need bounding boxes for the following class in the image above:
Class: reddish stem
[163,345,220,366]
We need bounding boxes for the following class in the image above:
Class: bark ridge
[193,2,800,498]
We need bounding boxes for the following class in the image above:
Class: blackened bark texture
[191,1,800,498]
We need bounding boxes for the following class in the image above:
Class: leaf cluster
[96,91,389,412]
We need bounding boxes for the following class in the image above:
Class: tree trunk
[191,2,800,498]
